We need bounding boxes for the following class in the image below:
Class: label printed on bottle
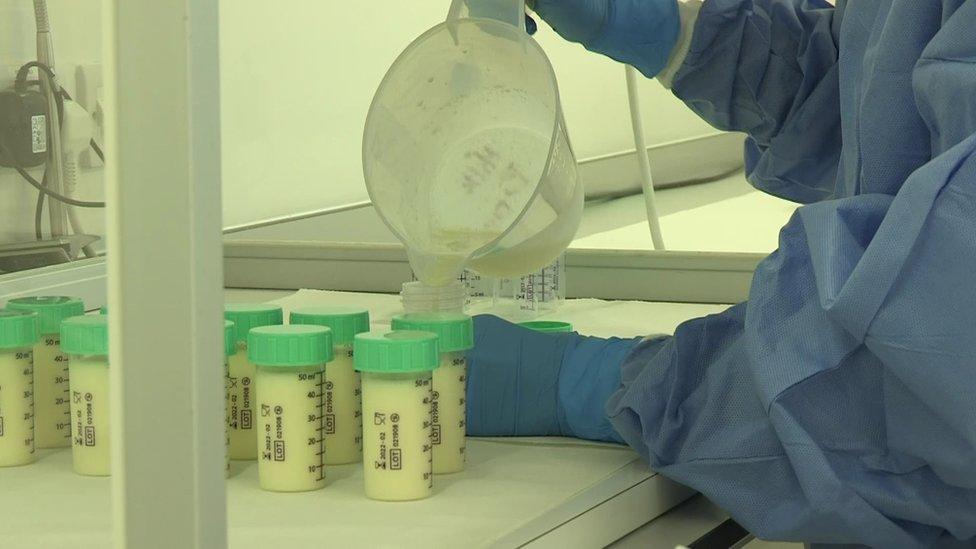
[229,375,254,430]
[0,352,35,453]
[259,370,326,484]
[40,337,71,443]
[31,115,48,154]
[367,377,433,488]
[73,389,99,447]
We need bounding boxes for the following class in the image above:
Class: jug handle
[446,0,527,33]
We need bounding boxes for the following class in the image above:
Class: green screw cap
[390,313,473,353]
[224,321,236,357]
[6,296,85,334]
[0,309,40,349]
[248,325,333,367]
[61,315,109,356]
[224,303,283,343]
[354,331,439,374]
[518,321,574,334]
[289,307,370,346]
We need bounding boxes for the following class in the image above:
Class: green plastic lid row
[247,325,333,367]
[290,307,370,346]
[61,315,109,356]
[390,312,473,353]
[224,303,283,343]
[6,296,85,334]
[354,330,440,373]
[0,309,40,349]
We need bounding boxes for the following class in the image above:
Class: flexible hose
[625,65,666,251]
[34,0,68,237]
[35,172,46,240]
[33,0,50,32]
[63,156,97,258]
[13,166,105,208]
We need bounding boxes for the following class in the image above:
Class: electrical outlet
[75,63,103,168]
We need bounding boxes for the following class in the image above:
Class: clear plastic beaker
[363,0,584,286]
[459,269,496,312]
[499,252,565,318]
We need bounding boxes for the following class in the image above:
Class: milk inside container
[224,303,283,460]
[289,307,370,465]
[60,315,111,476]
[355,330,439,501]
[248,325,333,492]
[391,313,473,474]
[0,310,40,467]
[6,296,85,449]
[362,0,584,287]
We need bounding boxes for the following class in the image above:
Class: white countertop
[1,438,644,548]
[574,172,797,253]
[0,289,733,548]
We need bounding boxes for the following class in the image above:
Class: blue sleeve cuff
[557,336,644,443]
[586,0,681,78]
[605,335,672,453]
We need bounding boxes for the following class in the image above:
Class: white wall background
[0,0,104,248]
[0,1,721,245]
[219,1,718,229]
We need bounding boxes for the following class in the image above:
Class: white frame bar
[104,1,226,547]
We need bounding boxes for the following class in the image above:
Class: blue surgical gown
[606,0,976,546]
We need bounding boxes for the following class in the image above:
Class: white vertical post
[103,0,226,547]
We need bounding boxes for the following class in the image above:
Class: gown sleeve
[671,0,844,203]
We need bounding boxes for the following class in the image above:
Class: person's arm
[612,10,976,543]
[466,316,641,443]
[607,137,976,547]
[470,7,976,543]
[670,0,844,203]
[530,0,844,203]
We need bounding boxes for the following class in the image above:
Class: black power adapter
[0,87,49,169]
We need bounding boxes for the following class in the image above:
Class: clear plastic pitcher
[362,0,584,286]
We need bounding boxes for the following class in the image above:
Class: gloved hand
[527,0,681,77]
[465,315,642,443]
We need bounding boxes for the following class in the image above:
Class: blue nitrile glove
[466,314,641,443]
[527,0,680,77]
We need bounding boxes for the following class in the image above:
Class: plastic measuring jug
[363,0,584,286]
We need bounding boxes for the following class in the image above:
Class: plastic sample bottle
[6,296,85,448]
[224,303,283,460]
[355,330,439,501]
[391,313,473,474]
[401,281,466,314]
[0,310,40,467]
[60,315,111,476]
[249,325,332,492]
[223,320,235,476]
[290,307,370,465]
